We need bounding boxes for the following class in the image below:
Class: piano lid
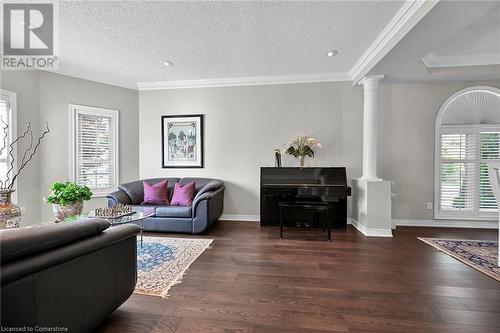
[261,167,347,186]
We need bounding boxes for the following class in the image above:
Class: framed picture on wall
[161,114,204,168]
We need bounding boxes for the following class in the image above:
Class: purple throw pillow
[170,181,196,206]
[142,180,169,205]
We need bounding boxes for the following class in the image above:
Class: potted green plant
[44,181,92,222]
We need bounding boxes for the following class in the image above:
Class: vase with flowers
[285,135,321,167]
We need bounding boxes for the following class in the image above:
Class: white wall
[2,70,499,224]
[139,82,364,217]
[140,79,500,222]
[1,71,139,224]
[0,71,41,224]
[378,80,500,220]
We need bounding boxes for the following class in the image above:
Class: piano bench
[278,201,332,241]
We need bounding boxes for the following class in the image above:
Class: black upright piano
[260,167,351,229]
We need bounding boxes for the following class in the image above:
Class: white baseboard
[218,215,497,230]
[220,215,353,225]
[393,219,499,229]
[350,219,393,237]
[219,214,260,222]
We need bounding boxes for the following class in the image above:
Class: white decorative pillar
[351,75,392,237]
[359,75,384,180]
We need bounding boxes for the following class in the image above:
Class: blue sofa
[107,177,224,234]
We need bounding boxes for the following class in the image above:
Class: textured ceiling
[370,1,500,82]
[54,1,404,89]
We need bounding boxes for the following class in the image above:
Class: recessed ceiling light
[326,50,338,57]
[163,60,174,67]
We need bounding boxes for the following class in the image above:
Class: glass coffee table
[83,207,155,247]
[25,208,154,246]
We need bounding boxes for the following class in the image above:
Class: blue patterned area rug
[419,238,499,281]
[135,236,213,297]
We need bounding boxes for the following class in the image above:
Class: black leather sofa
[0,219,140,333]
[107,177,224,234]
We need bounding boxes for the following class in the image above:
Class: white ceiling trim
[350,0,439,85]
[421,52,500,68]
[137,72,351,90]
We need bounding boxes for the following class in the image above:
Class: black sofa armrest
[192,186,225,233]
[1,223,140,332]
[1,223,140,285]
[193,180,224,200]
[107,189,132,206]
[192,185,224,212]
[1,219,110,264]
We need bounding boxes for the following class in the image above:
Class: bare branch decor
[1,121,50,189]
[0,120,49,229]
[9,122,50,189]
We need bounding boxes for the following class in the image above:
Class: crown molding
[137,72,351,91]
[350,0,439,85]
[421,52,500,68]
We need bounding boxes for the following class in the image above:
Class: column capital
[358,75,384,87]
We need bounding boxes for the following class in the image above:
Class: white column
[359,75,384,180]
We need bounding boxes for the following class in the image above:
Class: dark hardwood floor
[97,221,499,333]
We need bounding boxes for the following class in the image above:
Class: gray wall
[140,80,500,221]
[2,70,499,223]
[1,71,139,224]
[378,80,500,220]
[139,82,364,217]
[0,71,41,224]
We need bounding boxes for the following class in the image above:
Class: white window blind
[437,125,500,219]
[70,105,119,196]
[0,98,9,184]
[479,130,500,211]
[0,90,16,188]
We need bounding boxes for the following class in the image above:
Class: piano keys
[260,167,351,229]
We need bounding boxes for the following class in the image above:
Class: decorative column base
[351,178,392,237]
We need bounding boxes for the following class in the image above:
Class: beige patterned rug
[419,238,499,281]
[135,236,213,297]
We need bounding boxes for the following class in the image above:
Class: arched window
[435,86,500,220]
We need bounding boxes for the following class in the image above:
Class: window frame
[0,89,17,202]
[69,104,119,197]
[434,86,500,221]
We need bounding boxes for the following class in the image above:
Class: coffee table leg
[137,219,144,247]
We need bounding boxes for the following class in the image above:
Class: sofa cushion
[120,178,179,204]
[143,179,169,205]
[155,205,192,218]
[171,181,195,206]
[0,219,110,264]
[131,205,157,217]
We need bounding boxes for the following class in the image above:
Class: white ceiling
[370,1,500,82]
[432,4,500,59]
[54,1,404,89]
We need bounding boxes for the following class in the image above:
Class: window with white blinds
[0,90,16,188]
[70,105,119,196]
[437,125,500,219]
